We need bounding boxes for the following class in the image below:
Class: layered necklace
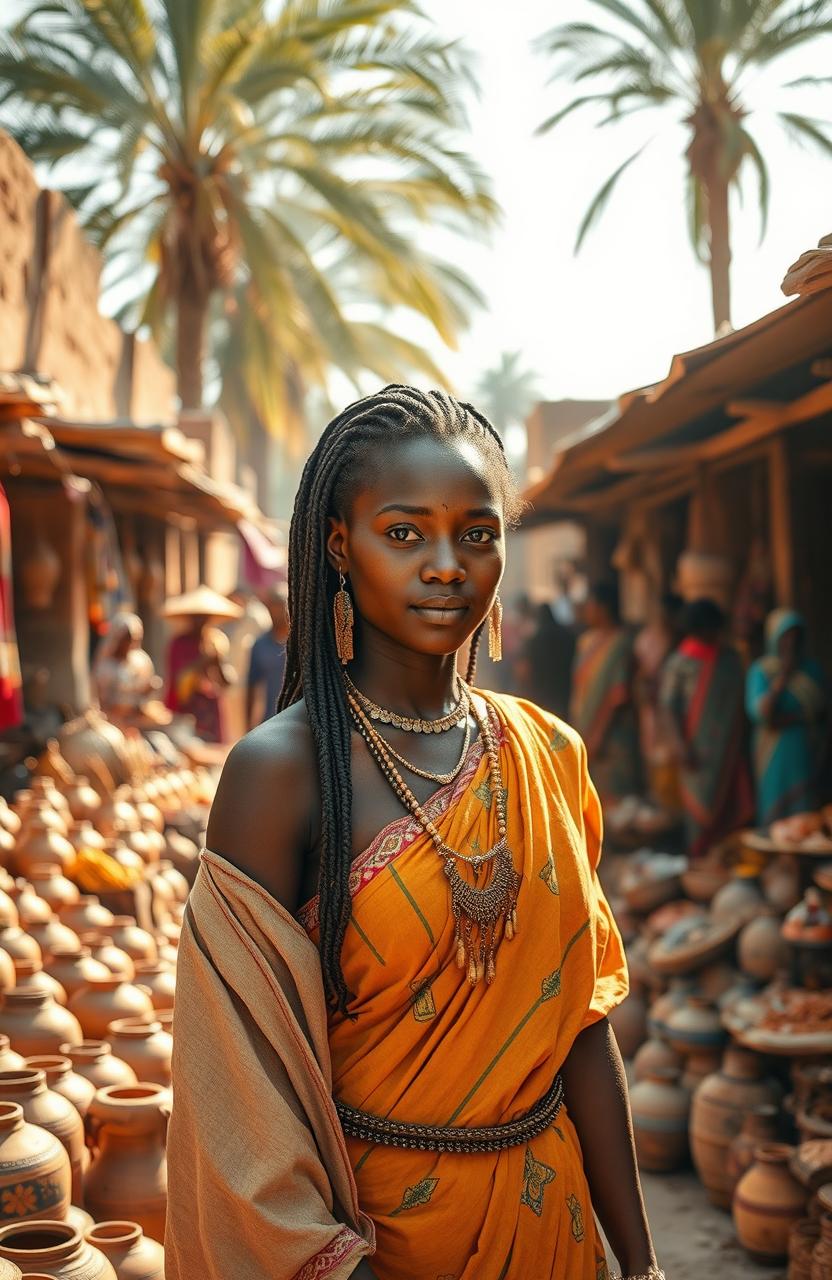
[344,675,521,986]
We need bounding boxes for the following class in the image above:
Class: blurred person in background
[224,585,272,741]
[92,610,166,727]
[634,592,683,806]
[163,587,242,743]
[660,598,753,857]
[746,608,827,825]
[570,582,640,805]
[246,587,290,728]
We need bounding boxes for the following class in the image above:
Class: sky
[417,0,832,405]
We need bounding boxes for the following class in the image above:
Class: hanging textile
[0,483,23,730]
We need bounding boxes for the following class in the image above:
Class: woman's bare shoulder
[205,701,316,911]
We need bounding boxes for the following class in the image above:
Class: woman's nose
[421,540,466,583]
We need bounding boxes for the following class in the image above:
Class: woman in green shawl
[746,609,827,825]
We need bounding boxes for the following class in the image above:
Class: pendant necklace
[344,672,467,734]
[346,684,521,986]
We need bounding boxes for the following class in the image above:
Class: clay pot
[763,855,802,914]
[0,1041,24,1075]
[737,915,789,982]
[83,1222,164,1280]
[55,903,112,938]
[0,803,21,840]
[0,1220,116,1279]
[0,896,17,934]
[68,982,153,1043]
[11,964,65,1009]
[733,1143,807,1262]
[0,993,82,1059]
[57,1045,135,1095]
[95,795,138,841]
[23,1059,94,1123]
[629,1067,690,1172]
[85,1085,169,1243]
[155,863,188,905]
[23,873,77,918]
[23,925,79,964]
[131,796,163,838]
[783,890,832,989]
[632,1041,679,1090]
[105,1022,171,1088]
[151,1011,172,1036]
[681,1048,723,1093]
[120,833,156,870]
[0,1100,71,1225]
[0,955,15,997]
[62,784,100,828]
[607,990,647,1059]
[647,978,696,1039]
[0,937,40,971]
[665,995,726,1058]
[696,962,740,1005]
[77,942,132,985]
[10,892,50,931]
[0,1072,85,1207]
[129,968,173,1014]
[96,924,155,967]
[41,953,109,1005]
[64,825,105,860]
[13,835,73,883]
[0,830,14,870]
[711,875,768,926]
[58,713,128,791]
[726,1106,780,1186]
[690,1046,783,1209]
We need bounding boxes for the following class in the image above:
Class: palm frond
[575,144,648,250]
[779,110,832,154]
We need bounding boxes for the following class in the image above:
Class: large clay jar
[83,1223,164,1280]
[24,873,78,919]
[632,1038,682,1083]
[0,994,82,1059]
[10,965,65,1009]
[77,941,132,984]
[733,1144,807,1262]
[0,1043,23,1075]
[57,1046,135,1095]
[0,1220,116,1279]
[85,1085,169,1243]
[22,925,79,967]
[628,1067,690,1172]
[68,983,152,1042]
[0,1072,85,1207]
[56,904,112,939]
[737,915,789,982]
[607,990,647,1059]
[726,1105,780,1186]
[665,995,726,1059]
[95,925,155,967]
[105,1023,170,1089]
[41,954,109,1006]
[129,968,173,1015]
[0,936,39,970]
[0,1101,71,1225]
[691,1046,783,1209]
[23,1060,94,1125]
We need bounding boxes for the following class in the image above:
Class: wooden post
[768,434,794,607]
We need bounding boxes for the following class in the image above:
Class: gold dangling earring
[333,569,354,664]
[488,595,503,662]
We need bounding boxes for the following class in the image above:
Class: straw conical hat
[160,585,243,620]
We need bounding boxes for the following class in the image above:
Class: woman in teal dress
[746,609,827,825]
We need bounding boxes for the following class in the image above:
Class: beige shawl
[165,849,375,1280]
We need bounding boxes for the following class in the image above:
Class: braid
[278,385,518,1012]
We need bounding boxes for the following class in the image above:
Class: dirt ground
[605,1168,787,1280]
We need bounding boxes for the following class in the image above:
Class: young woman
[166,388,661,1280]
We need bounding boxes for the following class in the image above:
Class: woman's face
[328,435,505,660]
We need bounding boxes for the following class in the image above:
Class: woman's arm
[560,1017,656,1276]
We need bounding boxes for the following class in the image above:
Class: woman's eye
[388,526,422,543]
[462,528,498,544]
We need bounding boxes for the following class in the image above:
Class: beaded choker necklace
[344,673,466,734]
[346,684,520,986]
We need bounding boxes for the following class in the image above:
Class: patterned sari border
[297,709,502,934]
[291,1225,369,1280]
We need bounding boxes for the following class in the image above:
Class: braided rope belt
[335,1074,564,1153]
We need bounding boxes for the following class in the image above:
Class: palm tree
[537,0,832,331]
[475,351,539,433]
[0,0,496,434]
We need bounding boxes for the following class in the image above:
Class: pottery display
[632,1038,682,1083]
[0,993,82,1059]
[95,925,155,968]
[22,925,79,966]
[711,875,769,926]
[95,796,138,842]
[0,1101,71,1226]
[65,825,106,860]
[23,873,78,918]
[690,1046,782,1208]
[10,892,50,932]
[10,964,65,1009]
[68,983,153,1043]
[0,1220,117,1279]
[0,1072,85,1207]
[726,1105,780,1186]
[665,995,726,1058]
[737,914,789,982]
[782,890,832,989]
[0,955,15,998]
[762,855,802,914]
[23,1059,95,1124]
[85,1085,169,1243]
[57,1045,136,1095]
[13,835,74,883]
[680,1048,723,1093]
[41,953,109,1005]
[62,783,101,828]
[0,1042,23,1076]
[56,904,112,939]
[629,1067,690,1172]
[77,942,133,985]
[0,936,39,970]
[83,1223,165,1280]
[105,1023,171,1089]
[732,1143,807,1262]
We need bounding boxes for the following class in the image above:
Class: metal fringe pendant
[446,839,520,986]
[488,596,503,662]
[333,576,354,664]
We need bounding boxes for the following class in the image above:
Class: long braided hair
[277,385,520,1011]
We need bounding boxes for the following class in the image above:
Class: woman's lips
[411,600,470,626]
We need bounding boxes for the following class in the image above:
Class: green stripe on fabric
[390,864,435,946]
[349,916,386,966]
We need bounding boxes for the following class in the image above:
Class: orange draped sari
[298,691,627,1280]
